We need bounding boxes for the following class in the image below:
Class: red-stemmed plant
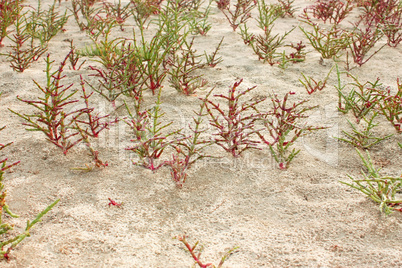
[176,235,238,268]
[371,78,402,133]
[10,52,113,160]
[167,90,214,187]
[217,0,255,31]
[124,89,183,171]
[258,92,324,169]
[204,79,265,157]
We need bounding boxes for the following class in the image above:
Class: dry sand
[0,0,401,267]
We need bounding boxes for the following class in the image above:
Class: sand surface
[0,0,402,267]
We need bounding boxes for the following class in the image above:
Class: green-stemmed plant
[335,112,393,149]
[124,89,183,171]
[239,0,294,65]
[204,37,224,67]
[167,91,214,187]
[0,0,21,46]
[371,78,402,133]
[133,24,173,94]
[3,11,47,72]
[166,38,208,96]
[25,0,69,46]
[67,40,86,70]
[299,22,350,60]
[341,149,402,215]
[299,65,334,94]
[336,67,381,123]
[87,39,145,106]
[0,123,59,260]
[186,0,212,36]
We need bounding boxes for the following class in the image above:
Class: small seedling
[66,39,86,70]
[341,149,402,215]
[176,235,238,268]
[299,65,334,95]
[285,41,307,63]
[204,37,224,67]
[108,198,123,208]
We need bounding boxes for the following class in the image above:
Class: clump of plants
[0,102,59,260]
[334,112,393,149]
[9,52,114,168]
[371,78,402,133]
[336,67,382,122]
[0,0,21,46]
[341,149,402,215]
[239,0,295,65]
[217,0,255,31]
[166,38,208,96]
[301,0,353,25]
[2,7,48,72]
[334,66,393,149]
[25,0,69,46]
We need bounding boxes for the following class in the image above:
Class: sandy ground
[0,0,402,267]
